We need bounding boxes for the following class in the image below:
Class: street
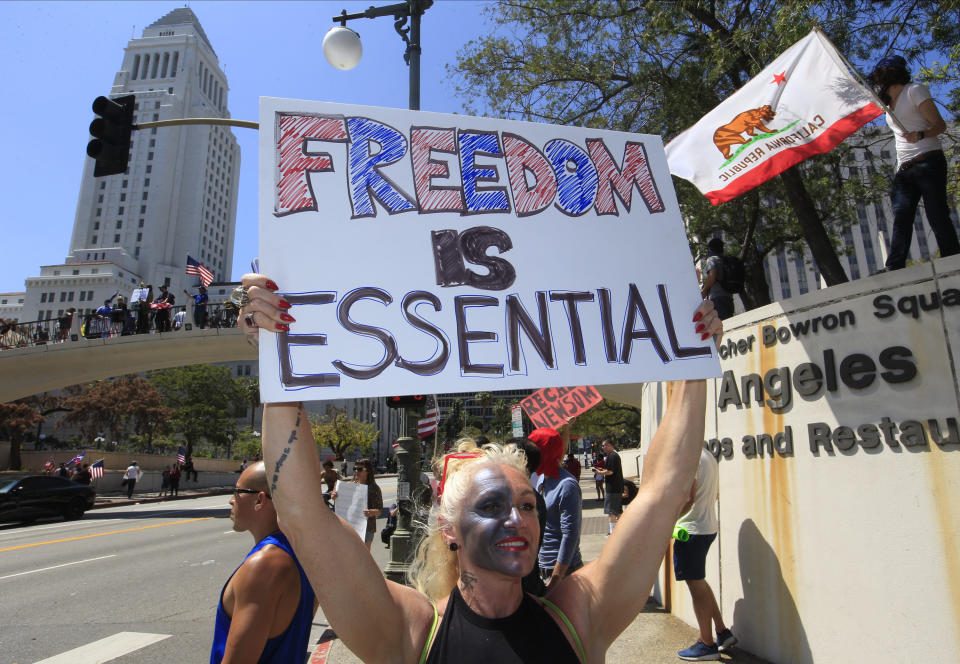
[0,479,397,663]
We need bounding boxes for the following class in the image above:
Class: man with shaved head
[211,462,317,663]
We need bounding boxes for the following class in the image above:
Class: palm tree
[474,391,493,433]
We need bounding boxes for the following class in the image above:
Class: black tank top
[424,586,580,664]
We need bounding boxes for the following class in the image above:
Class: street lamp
[370,409,379,466]
[323,1,433,110]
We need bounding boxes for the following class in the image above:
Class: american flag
[185,255,215,287]
[418,396,439,439]
[176,446,187,465]
[90,459,105,480]
[68,450,85,466]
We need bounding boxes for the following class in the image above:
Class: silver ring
[230,285,250,308]
[244,313,256,328]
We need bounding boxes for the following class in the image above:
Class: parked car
[0,475,96,523]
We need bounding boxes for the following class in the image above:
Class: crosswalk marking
[33,631,171,663]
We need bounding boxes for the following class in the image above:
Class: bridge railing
[0,303,241,351]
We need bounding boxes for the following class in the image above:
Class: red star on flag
[772,71,787,85]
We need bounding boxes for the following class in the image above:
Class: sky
[0,0,495,293]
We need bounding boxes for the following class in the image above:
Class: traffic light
[385,395,426,409]
[86,94,136,177]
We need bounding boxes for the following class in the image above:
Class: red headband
[438,452,483,498]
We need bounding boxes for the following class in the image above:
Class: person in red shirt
[591,453,606,500]
[563,453,581,482]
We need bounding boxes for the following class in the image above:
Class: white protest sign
[333,480,368,541]
[257,98,720,402]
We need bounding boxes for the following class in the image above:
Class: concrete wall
[1,447,245,474]
[601,253,960,662]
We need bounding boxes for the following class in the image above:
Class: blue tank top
[210,532,315,664]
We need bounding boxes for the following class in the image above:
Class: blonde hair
[408,444,530,600]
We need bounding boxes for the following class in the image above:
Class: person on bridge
[185,285,209,329]
[211,461,317,664]
[237,272,723,664]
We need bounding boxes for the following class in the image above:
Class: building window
[120,193,126,202]
[96,208,102,217]
[94,222,100,230]
[148,152,153,161]
[144,178,150,187]
[135,246,141,257]
[98,195,103,203]
[118,206,124,214]
[137,233,142,241]
[114,234,120,243]
[72,269,80,275]
[142,192,148,200]
[92,235,98,243]
[140,205,147,214]
[122,179,128,188]
[40,292,47,303]
[79,291,86,302]
[146,165,152,174]
[138,219,145,228]
[116,220,123,229]
[100,181,106,190]
[59,292,66,302]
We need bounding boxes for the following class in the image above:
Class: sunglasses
[233,487,271,498]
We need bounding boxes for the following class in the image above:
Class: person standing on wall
[700,239,735,320]
[675,447,736,661]
[869,55,960,271]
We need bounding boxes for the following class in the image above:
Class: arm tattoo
[460,570,478,592]
[269,405,304,494]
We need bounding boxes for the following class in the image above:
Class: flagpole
[814,29,907,133]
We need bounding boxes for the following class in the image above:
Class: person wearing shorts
[598,440,623,535]
[674,448,736,661]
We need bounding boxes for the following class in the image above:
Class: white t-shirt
[886,83,941,170]
[677,448,719,535]
[124,465,141,480]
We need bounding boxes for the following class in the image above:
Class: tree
[453,0,959,305]
[238,377,261,430]
[310,405,378,460]
[59,377,169,447]
[570,398,642,448]
[149,365,242,458]
[0,400,43,470]
[474,391,494,432]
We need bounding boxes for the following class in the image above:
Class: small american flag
[418,396,439,439]
[185,255,215,287]
[68,450,86,466]
[176,446,186,465]
[90,459,105,480]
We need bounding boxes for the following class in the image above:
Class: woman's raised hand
[237,273,295,344]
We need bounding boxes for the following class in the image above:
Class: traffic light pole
[384,404,428,584]
[135,118,259,130]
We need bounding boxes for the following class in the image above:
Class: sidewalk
[91,485,233,508]
[318,481,772,664]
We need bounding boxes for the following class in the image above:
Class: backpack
[718,255,746,294]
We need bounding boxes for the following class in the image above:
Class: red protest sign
[520,386,603,430]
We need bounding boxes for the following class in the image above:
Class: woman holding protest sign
[234,272,722,663]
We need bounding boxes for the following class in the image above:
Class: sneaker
[678,640,720,661]
[717,628,737,651]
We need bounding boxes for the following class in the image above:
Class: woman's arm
[550,301,721,652]
[245,274,433,664]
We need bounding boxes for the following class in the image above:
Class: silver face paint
[457,465,538,577]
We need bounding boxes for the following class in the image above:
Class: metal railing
[0,303,240,351]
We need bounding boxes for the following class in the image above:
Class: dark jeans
[887,151,960,270]
[193,307,207,329]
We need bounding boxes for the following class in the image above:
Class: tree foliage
[452,0,960,306]
[570,398,642,445]
[0,400,44,470]
[60,377,171,449]
[149,365,242,457]
[310,405,379,460]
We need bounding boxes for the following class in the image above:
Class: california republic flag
[665,30,882,205]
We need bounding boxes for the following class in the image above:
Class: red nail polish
[280,313,296,322]
[700,332,710,341]
[693,311,703,323]
[265,280,279,291]
[276,323,290,332]
[695,323,705,333]
[277,300,292,309]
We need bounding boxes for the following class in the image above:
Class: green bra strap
[418,602,440,664]
[540,597,587,663]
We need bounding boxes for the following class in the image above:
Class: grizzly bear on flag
[713,105,776,159]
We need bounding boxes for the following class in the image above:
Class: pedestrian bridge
[0,327,256,403]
